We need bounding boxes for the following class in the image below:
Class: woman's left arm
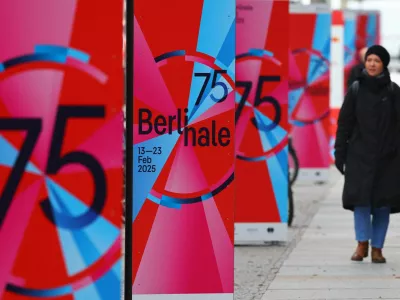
[393,84,400,147]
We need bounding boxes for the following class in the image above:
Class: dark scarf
[359,68,392,94]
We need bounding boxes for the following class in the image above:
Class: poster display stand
[130,0,235,299]
[235,0,289,244]
[0,1,124,299]
[329,10,344,164]
[289,4,332,183]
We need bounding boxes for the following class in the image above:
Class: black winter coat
[335,69,400,213]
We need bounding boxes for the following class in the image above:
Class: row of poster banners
[0,0,381,299]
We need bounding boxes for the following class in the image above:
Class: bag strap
[351,80,395,97]
[351,80,359,97]
[350,80,398,125]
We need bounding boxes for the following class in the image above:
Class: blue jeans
[354,206,390,248]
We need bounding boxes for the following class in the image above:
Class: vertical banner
[355,11,369,50]
[354,10,380,51]
[289,4,331,182]
[343,9,358,93]
[337,9,358,163]
[132,0,235,299]
[367,10,381,46]
[329,10,344,163]
[235,0,289,243]
[375,11,381,45]
[0,1,124,300]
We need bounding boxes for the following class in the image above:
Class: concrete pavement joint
[238,171,341,300]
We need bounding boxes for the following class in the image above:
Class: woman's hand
[335,157,345,175]
[334,84,357,175]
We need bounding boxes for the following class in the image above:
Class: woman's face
[365,54,384,77]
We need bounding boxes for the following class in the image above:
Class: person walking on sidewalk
[335,45,400,264]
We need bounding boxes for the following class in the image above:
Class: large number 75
[236,75,281,132]
[0,105,106,229]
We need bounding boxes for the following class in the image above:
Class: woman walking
[335,45,400,263]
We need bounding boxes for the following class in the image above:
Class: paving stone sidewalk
[263,172,400,300]
[235,169,341,300]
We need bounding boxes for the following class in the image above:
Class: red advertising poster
[343,9,358,94]
[131,0,235,299]
[367,10,381,46]
[375,11,381,45]
[0,1,124,299]
[289,4,331,182]
[355,12,369,50]
[235,0,289,243]
[354,10,380,49]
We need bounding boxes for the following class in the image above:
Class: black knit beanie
[365,45,390,68]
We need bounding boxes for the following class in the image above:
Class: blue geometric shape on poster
[196,0,235,59]
[216,21,235,70]
[147,193,181,209]
[0,135,41,174]
[73,284,101,300]
[188,71,233,123]
[254,110,287,151]
[133,131,180,221]
[187,62,211,118]
[366,14,377,47]
[235,91,251,106]
[289,88,304,115]
[344,18,356,65]
[73,260,122,300]
[266,147,288,222]
[187,0,235,122]
[46,178,119,276]
[254,112,288,222]
[90,260,121,300]
[308,13,331,84]
[35,45,90,63]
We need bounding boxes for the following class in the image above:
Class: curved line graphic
[235,48,287,161]
[0,45,107,83]
[1,44,115,297]
[145,50,235,207]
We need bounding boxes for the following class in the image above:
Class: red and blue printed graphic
[344,10,357,91]
[352,11,380,53]
[0,1,123,299]
[289,10,331,170]
[235,0,289,224]
[366,11,380,47]
[133,0,235,296]
[330,10,357,162]
[329,10,357,162]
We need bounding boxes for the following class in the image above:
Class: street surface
[263,171,400,300]
[235,169,341,300]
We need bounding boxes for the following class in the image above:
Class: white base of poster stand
[234,223,288,244]
[133,294,233,300]
[296,168,330,183]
